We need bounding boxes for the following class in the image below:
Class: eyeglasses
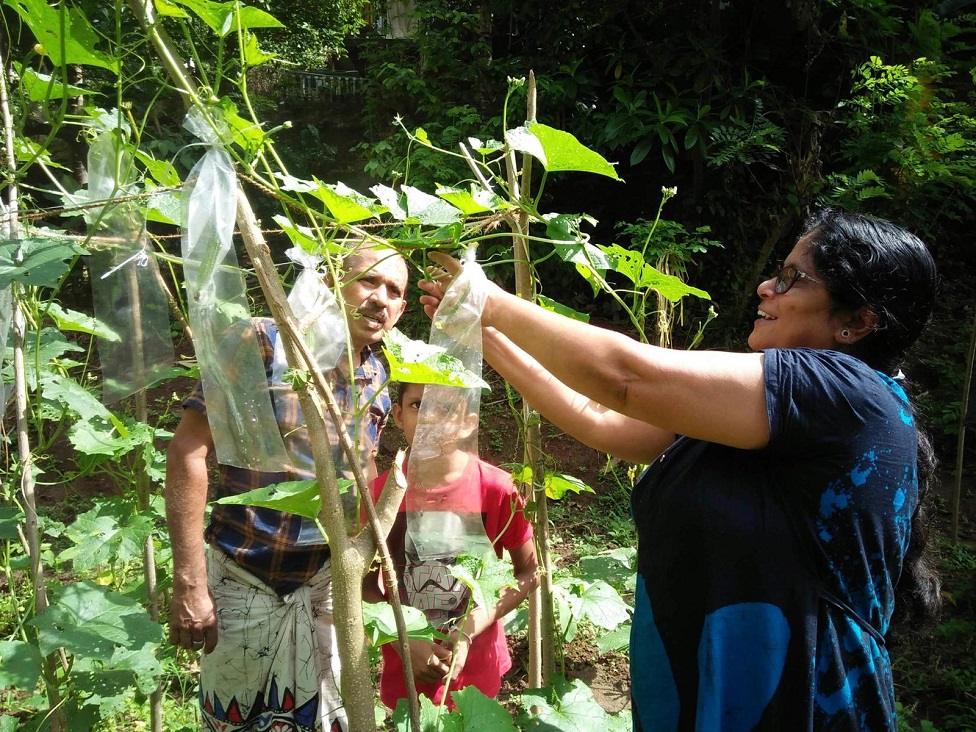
[769,263,820,294]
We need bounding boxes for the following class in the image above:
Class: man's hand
[169,584,219,654]
[400,638,452,685]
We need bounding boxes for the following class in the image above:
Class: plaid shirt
[184,317,391,595]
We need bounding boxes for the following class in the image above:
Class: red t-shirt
[370,457,533,708]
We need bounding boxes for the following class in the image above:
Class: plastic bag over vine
[181,107,289,470]
[405,249,494,569]
[84,130,175,404]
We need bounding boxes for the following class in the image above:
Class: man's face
[339,247,408,351]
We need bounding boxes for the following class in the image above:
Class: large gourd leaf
[0,506,24,539]
[600,243,710,302]
[0,237,87,288]
[452,686,518,732]
[383,328,489,389]
[314,181,380,224]
[0,640,43,689]
[362,602,433,647]
[519,677,610,731]
[214,479,321,518]
[393,695,463,732]
[59,499,155,571]
[46,302,120,341]
[4,0,119,71]
[73,645,164,717]
[162,0,283,37]
[17,66,94,102]
[506,122,620,180]
[31,581,163,659]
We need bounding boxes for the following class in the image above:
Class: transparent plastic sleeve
[181,107,289,470]
[84,131,175,404]
[406,248,494,562]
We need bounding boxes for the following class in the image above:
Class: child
[365,381,539,709]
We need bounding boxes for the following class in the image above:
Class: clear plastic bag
[181,107,289,470]
[84,131,175,403]
[0,285,10,410]
[405,248,494,563]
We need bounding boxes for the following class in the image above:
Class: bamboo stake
[0,45,65,732]
[507,72,555,687]
[125,3,420,727]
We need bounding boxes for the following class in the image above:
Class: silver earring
[841,329,851,339]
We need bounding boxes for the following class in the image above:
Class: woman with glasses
[420,208,940,731]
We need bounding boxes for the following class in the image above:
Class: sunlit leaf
[452,686,518,731]
[31,581,163,659]
[536,294,590,323]
[166,0,283,37]
[519,677,610,731]
[0,237,87,289]
[46,302,120,341]
[545,472,594,500]
[213,478,352,519]
[382,328,488,389]
[241,31,276,67]
[600,244,710,302]
[0,640,43,690]
[393,694,463,732]
[17,66,94,102]
[13,136,67,170]
[507,122,620,180]
[576,580,630,630]
[370,184,406,220]
[40,372,113,424]
[59,499,155,571]
[134,150,181,187]
[4,0,120,72]
[69,419,156,457]
[316,181,377,224]
[595,624,630,654]
[435,185,506,215]
[402,186,462,226]
[362,602,433,647]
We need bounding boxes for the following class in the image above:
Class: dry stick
[951,307,976,543]
[510,72,555,687]
[0,49,65,732]
[125,3,421,728]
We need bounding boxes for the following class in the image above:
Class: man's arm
[166,407,219,653]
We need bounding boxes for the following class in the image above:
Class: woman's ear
[837,306,880,344]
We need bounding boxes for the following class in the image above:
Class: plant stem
[951,307,976,543]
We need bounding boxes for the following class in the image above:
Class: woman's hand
[418,251,463,320]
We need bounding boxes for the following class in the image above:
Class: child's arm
[448,538,539,670]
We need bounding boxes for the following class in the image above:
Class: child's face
[392,383,479,450]
[393,382,424,446]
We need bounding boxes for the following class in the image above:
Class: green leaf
[31,581,163,659]
[383,328,489,389]
[435,185,506,215]
[134,150,181,187]
[595,623,630,654]
[536,295,590,323]
[393,694,463,732]
[402,186,463,226]
[0,237,87,288]
[214,479,328,519]
[272,214,319,253]
[452,686,517,731]
[46,302,120,341]
[4,0,120,71]
[519,677,610,731]
[40,372,113,423]
[0,506,24,540]
[2,328,84,390]
[59,499,155,571]
[74,644,163,715]
[371,184,406,220]
[578,547,636,588]
[600,244,710,302]
[545,472,594,500]
[315,181,377,224]
[167,0,283,37]
[576,580,630,630]
[362,602,433,647]
[14,136,67,169]
[0,640,43,690]
[153,0,189,17]
[241,30,276,67]
[17,66,94,102]
[506,122,620,180]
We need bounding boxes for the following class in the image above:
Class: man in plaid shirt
[165,245,408,731]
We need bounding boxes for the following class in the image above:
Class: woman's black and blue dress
[630,349,918,731]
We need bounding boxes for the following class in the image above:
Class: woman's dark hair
[803,208,942,625]
[802,208,938,376]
